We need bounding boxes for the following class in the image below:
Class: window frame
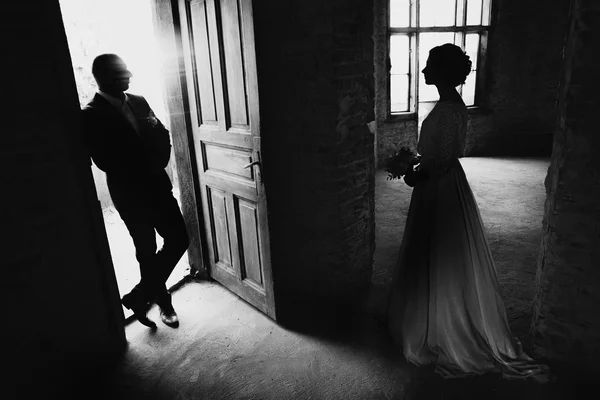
[387,0,492,121]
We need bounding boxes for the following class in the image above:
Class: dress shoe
[159,305,179,328]
[122,293,157,329]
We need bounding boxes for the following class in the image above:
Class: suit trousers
[112,187,189,308]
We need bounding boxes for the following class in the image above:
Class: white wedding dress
[387,100,551,382]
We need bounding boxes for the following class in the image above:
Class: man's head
[91,54,132,95]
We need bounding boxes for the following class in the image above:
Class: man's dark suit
[82,93,189,309]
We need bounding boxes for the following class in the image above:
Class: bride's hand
[404,167,417,187]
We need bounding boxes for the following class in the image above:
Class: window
[388,0,492,115]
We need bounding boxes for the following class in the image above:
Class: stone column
[531,0,600,374]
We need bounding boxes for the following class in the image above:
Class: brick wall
[3,1,125,397]
[253,0,375,312]
[373,0,569,165]
[531,0,600,374]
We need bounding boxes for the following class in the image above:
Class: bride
[387,43,552,383]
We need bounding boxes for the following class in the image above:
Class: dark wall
[3,1,125,397]
[532,0,600,375]
[466,0,570,156]
[253,0,375,314]
[374,0,570,165]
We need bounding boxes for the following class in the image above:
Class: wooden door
[177,0,275,318]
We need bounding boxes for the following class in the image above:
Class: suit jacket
[82,92,173,204]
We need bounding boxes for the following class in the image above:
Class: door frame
[152,0,210,278]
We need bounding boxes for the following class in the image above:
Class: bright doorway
[59,0,191,318]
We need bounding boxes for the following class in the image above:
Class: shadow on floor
[60,159,593,400]
[61,279,588,400]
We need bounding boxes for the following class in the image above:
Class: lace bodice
[417,101,468,177]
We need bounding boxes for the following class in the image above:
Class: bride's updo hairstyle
[428,43,472,87]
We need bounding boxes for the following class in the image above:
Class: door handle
[244,155,263,184]
[243,160,261,169]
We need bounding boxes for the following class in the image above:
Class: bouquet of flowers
[384,146,420,180]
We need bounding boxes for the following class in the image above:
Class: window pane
[419,0,456,27]
[390,34,410,75]
[466,0,483,25]
[390,74,409,112]
[465,33,479,69]
[462,70,476,105]
[390,0,410,28]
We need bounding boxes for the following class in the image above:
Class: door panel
[188,0,217,124]
[179,0,275,318]
[208,188,233,269]
[220,0,249,127]
[203,144,253,179]
[237,199,262,284]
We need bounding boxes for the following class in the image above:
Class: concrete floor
[82,158,587,400]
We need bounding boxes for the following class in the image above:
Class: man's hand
[142,125,171,171]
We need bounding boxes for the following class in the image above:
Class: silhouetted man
[82,54,189,329]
